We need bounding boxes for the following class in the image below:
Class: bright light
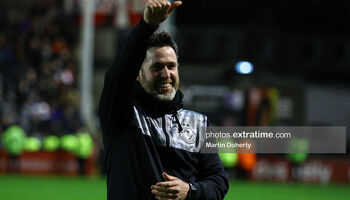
[235,61,254,74]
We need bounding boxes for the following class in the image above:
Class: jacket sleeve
[189,153,229,200]
[99,19,158,134]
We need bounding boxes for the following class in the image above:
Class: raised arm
[99,0,182,133]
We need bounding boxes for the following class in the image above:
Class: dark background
[174,0,350,84]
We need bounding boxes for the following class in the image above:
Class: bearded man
[99,1,228,200]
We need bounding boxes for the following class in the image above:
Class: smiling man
[137,35,179,101]
[99,1,228,200]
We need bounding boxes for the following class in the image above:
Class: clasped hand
[151,172,189,200]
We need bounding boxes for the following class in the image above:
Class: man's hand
[144,0,182,26]
[151,172,190,200]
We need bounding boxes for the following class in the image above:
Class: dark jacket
[99,18,228,200]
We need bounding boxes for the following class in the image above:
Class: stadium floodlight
[235,61,254,74]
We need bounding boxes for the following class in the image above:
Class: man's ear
[136,70,141,81]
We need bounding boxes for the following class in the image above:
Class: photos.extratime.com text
[205,131,291,140]
[202,126,346,153]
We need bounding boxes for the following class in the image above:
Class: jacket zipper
[162,116,170,147]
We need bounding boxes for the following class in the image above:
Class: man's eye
[152,64,164,70]
[167,64,177,69]
[152,63,177,71]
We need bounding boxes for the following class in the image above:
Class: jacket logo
[180,128,196,144]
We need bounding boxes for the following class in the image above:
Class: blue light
[235,61,254,74]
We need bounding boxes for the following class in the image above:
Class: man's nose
[160,67,170,78]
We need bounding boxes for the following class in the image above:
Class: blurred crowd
[0,1,82,138]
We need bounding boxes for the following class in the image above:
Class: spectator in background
[0,1,82,139]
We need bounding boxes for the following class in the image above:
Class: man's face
[138,46,179,101]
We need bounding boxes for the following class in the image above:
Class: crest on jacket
[179,128,196,144]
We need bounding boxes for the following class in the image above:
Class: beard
[139,72,178,101]
[154,87,177,101]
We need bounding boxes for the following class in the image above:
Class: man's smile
[157,82,173,93]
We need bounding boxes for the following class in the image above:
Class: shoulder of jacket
[178,109,207,120]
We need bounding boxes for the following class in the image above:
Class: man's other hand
[151,172,190,200]
[144,0,182,26]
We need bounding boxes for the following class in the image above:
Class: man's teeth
[159,83,171,88]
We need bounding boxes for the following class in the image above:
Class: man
[99,1,228,199]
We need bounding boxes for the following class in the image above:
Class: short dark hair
[147,31,178,57]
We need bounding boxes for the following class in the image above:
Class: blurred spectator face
[59,48,71,62]
[29,37,41,51]
[51,37,67,54]
[41,37,52,60]
[0,34,5,47]
[138,46,179,101]
[26,67,37,82]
